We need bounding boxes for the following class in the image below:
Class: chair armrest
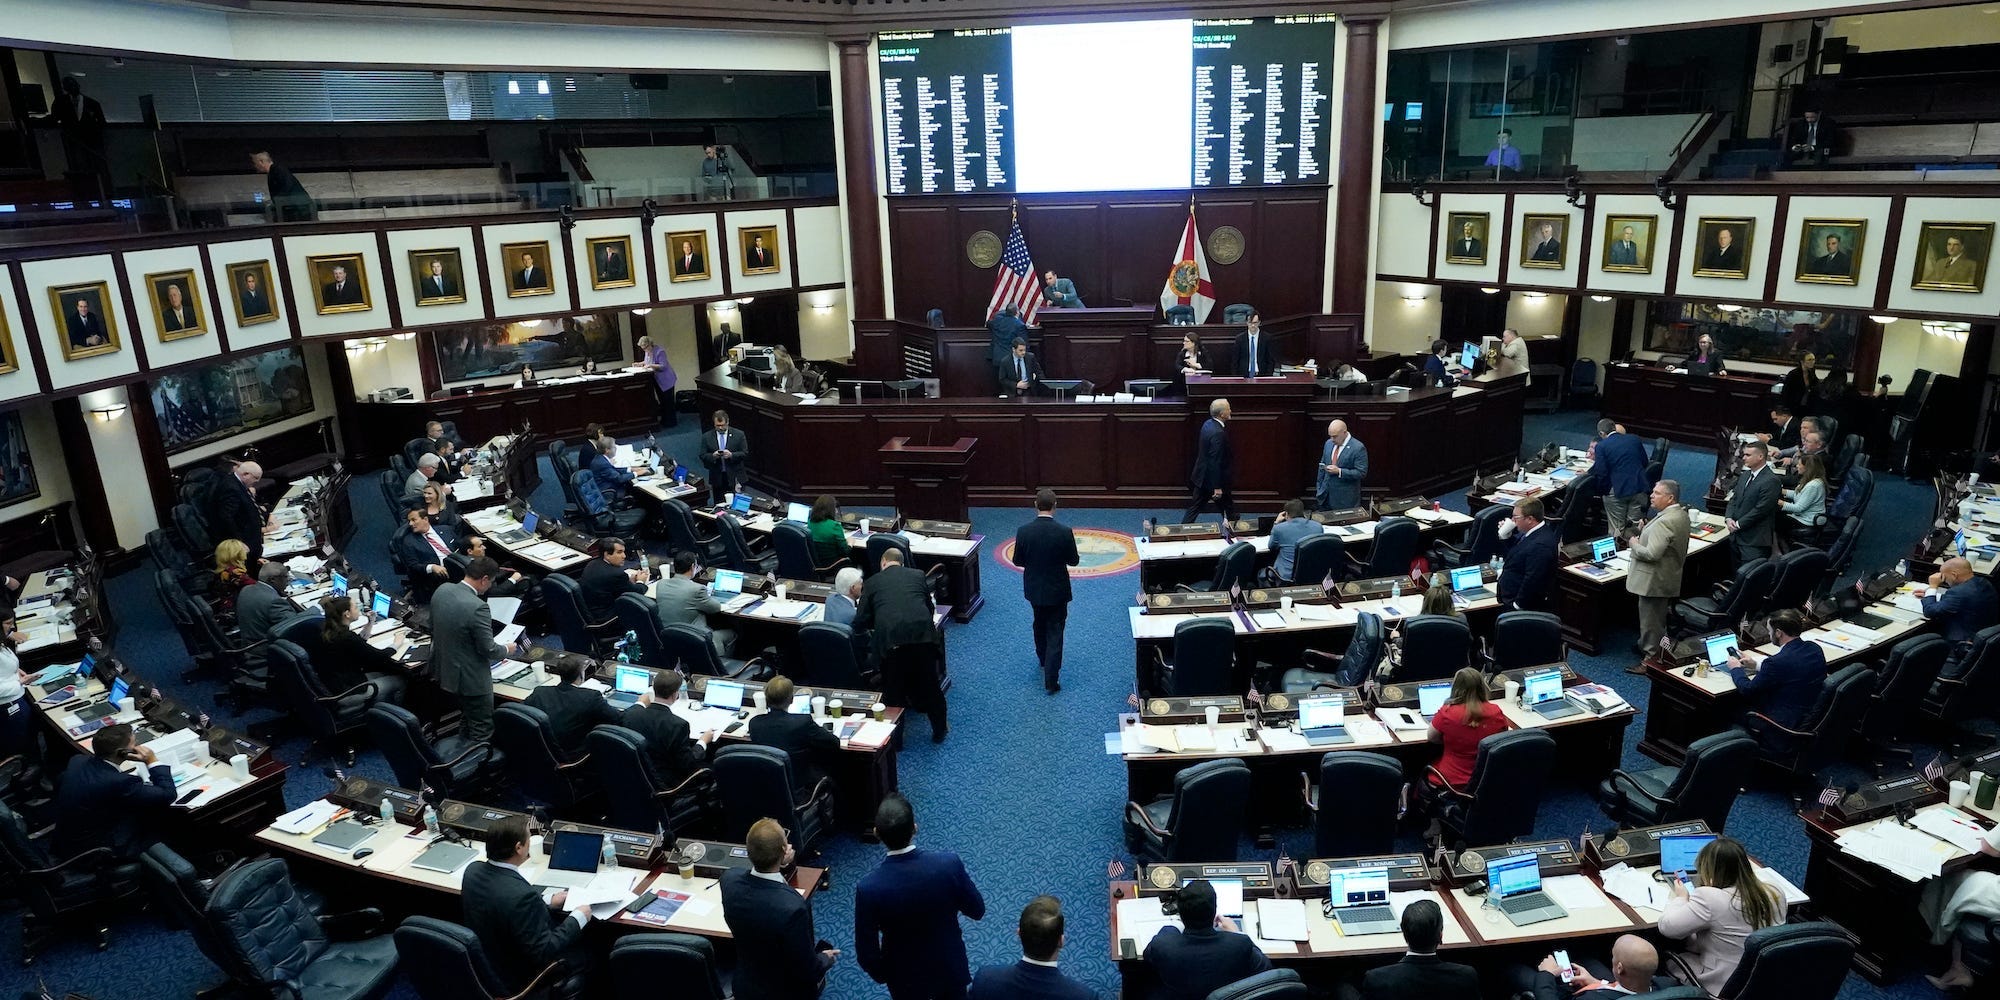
[319,681,380,705]
[554,754,592,773]
[1125,799,1168,836]
[657,767,714,800]
[1300,774,1318,814]
[1662,952,1713,997]
[814,557,854,575]
[32,846,119,879]
[1422,766,1473,800]
[316,906,387,940]
[438,741,494,771]
[1744,711,1813,738]
[1605,769,1675,806]
[501,961,568,1000]
[802,775,836,810]
[720,655,776,681]
[221,635,274,657]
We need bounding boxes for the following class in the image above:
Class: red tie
[426,532,448,556]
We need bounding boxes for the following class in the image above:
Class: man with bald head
[1316,419,1368,511]
[1921,556,1999,677]
[213,460,272,564]
[1523,935,1668,1000]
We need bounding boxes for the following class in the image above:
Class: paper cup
[1503,679,1522,702]
[1204,706,1221,727]
[829,698,844,718]
[811,696,828,718]
[872,701,887,720]
[116,697,136,714]
[230,754,252,780]
[531,660,547,683]
[1950,780,1971,808]
[1280,595,1293,613]
[774,584,788,602]
[859,518,872,535]
[752,690,768,710]
[530,834,544,855]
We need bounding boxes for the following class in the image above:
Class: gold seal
[1383,684,1405,702]
[441,803,465,823]
[1153,594,1173,608]
[1266,693,1292,712]
[1149,865,1179,889]
[1305,860,1331,884]
[1208,226,1245,265]
[1459,849,1485,872]
[1147,698,1172,716]
[1606,837,1630,857]
[966,230,1003,269]
[1250,589,1269,603]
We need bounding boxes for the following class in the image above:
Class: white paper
[273,801,341,834]
[1259,727,1310,752]
[495,623,526,646]
[849,720,896,748]
[1388,890,1433,920]
[1751,865,1809,907]
[1912,809,1988,854]
[489,597,522,626]
[568,868,640,909]
[1255,898,1310,941]
[1598,863,1668,911]
[1541,874,1606,910]
[1115,896,1179,951]
[144,728,204,767]
[175,774,245,809]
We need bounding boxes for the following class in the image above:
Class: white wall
[798,290,850,361]
[1831,7,2000,53]
[646,305,704,386]
[79,388,154,549]
[1874,319,1967,393]
[1370,282,1442,355]
[0,406,77,530]
[1505,293,1568,339]
[343,336,425,401]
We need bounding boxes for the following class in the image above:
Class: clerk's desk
[9,565,87,666]
[348,368,658,467]
[1917,483,2000,582]
[1139,506,1473,591]
[1635,586,1934,766]
[1555,507,1735,654]
[1464,449,1595,514]
[1602,360,1784,448]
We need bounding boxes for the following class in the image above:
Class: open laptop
[729,493,755,516]
[491,510,539,545]
[1417,681,1452,719]
[1658,833,1717,881]
[1449,564,1494,602]
[536,830,604,890]
[786,502,812,524]
[331,572,348,598]
[607,664,650,708]
[1326,867,1399,936]
[701,679,747,712]
[1297,694,1354,745]
[1589,536,1618,565]
[72,676,129,725]
[1702,633,1738,671]
[1522,668,1581,720]
[710,569,746,598]
[1486,853,1568,926]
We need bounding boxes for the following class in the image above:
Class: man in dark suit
[433,557,516,742]
[1702,227,1744,271]
[1729,609,1827,732]
[398,507,463,602]
[1806,232,1853,276]
[1765,405,1800,452]
[721,818,839,998]
[1592,418,1651,537]
[586,437,636,503]
[320,264,363,305]
[996,339,1044,397]
[1527,220,1562,262]
[702,410,749,504]
[1496,498,1559,612]
[64,296,108,350]
[1920,557,2000,647]
[159,283,199,333]
[619,670,713,782]
[988,306,1028,371]
[512,251,547,293]
[419,258,458,300]
[747,235,775,270]
[236,561,293,644]
[237,271,273,319]
[1518,934,1670,1000]
[748,675,842,790]
[212,461,268,564]
[1233,312,1275,377]
[1356,899,1478,1000]
[524,656,619,754]
[854,795,987,999]
[967,896,1095,1000]
[579,539,649,623]
[1141,879,1270,1000]
[674,238,705,277]
[1011,488,1078,693]
[1451,220,1483,259]
[1183,398,1235,523]
[57,724,175,859]
[1724,441,1781,567]
[462,817,592,998]
[1608,225,1641,267]
[250,150,316,222]
[855,549,948,740]
[597,244,629,283]
[1783,109,1837,167]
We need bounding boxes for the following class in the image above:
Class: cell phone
[1682,666,1698,677]
[1727,647,1740,658]
[1555,950,1574,983]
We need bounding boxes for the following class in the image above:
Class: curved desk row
[349,370,660,466]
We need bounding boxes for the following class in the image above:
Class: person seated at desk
[1141,878,1271,1000]
[1518,934,1668,1000]
[988,305,1030,376]
[423,437,461,486]
[997,338,1044,397]
[398,507,464,603]
[827,567,863,626]
[1234,313,1275,378]
[463,535,535,602]
[1268,500,1319,584]
[1422,339,1458,389]
[1496,498,1558,611]
[57,723,175,859]
[1727,609,1826,733]
[208,538,255,616]
[1426,667,1504,790]
[1174,332,1209,393]
[580,538,650,623]
[1763,404,1801,453]
[461,817,593,1000]
[417,482,461,529]
[573,424,605,474]
[772,347,807,394]
[653,551,735,657]
[721,818,840,998]
[236,561,293,644]
[1420,579,1458,617]
[423,419,461,454]
[853,794,987,998]
[1659,836,1785,995]
[1780,454,1827,546]
[1349,898,1478,1000]
[525,655,619,755]
[807,495,850,567]
[0,616,29,760]
[967,895,1095,1000]
[1777,428,1829,473]
[618,668,714,784]
[1683,334,1727,376]
[587,436,636,501]
[405,453,445,507]
[1921,815,2000,991]
[1041,270,1083,309]
[1917,557,2000,677]
[1782,109,1838,167]
[748,675,841,790]
[312,595,408,704]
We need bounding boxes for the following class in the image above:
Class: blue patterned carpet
[0,412,1937,998]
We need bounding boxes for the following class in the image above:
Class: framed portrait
[738,225,782,275]
[1910,221,1994,293]
[666,231,712,283]
[47,281,121,361]
[502,241,555,298]
[149,345,314,454]
[1443,212,1490,265]
[1793,219,1866,286]
[1518,214,1568,270]
[0,307,17,376]
[1691,217,1755,280]
[409,248,467,307]
[226,260,279,326]
[1601,215,1657,274]
[586,236,636,291]
[0,410,40,509]
[307,252,372,315]
[145,269,207,342]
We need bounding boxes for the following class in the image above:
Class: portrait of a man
[503,241,554,297]
[1519,214,1567,270]
[409,249,466,306]
[1692,218,1755,279]
[587,236,636,290]
[1601,215,1656,274]
[308,253,372,315]
[146,269,206,340]
[1444,212,1489,265]
[49,281,120,361]
[228,261,279,325]
[1912,222,1993,293]
[739,225,781,275]
[1795,219,1865,286]
[668,231,711,282]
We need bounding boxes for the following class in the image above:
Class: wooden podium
[879,436,978,523]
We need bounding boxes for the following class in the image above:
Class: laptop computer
[491,510,539,545]
[72,676,130,725]
[331,572,348,598]
[710,569,746,598]
[608,664,650,708]
[1589,536,1618,564]
[1486,853,1568,926]
[1658,833,1717,880]
[1703,633,1738,670]
[537,830,604,889]
[702,679,747,711]
[1417,681,1452,719]
[729,493,754,516]
[1449,564,1494,601]
[1297,694,1354,745]
[1522,668,1582,720]
[786,502,812,524]
[1327,867,1399,936]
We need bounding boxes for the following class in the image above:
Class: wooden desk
[1602,364,1782,448]
[349,369,659,465]
[1554,510,1734,655]
[1800,800,1989,983]
[687,502,986,623]
[1137,509,1473,591]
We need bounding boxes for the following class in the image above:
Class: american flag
[985,217,1042,323]
[1925,755,1947,784]
[1818,783,1843,806]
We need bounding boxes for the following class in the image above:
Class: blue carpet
[0,412,1935,999]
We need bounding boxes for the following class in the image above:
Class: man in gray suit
[405,453,443,506]
[433,556,516,742]
[1040,270,1083,309]
[1724,441,1781,569]
[236,561,294,643]
[652,551,734,656]
[1316,419,1368,511]
[1625,479,1691,667]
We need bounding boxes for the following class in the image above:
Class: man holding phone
[56,723,176,858]
[1727,609,1827,732]
[1521,935,1668,999]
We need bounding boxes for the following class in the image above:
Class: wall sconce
[1400,294,1427,307]
[1714,303,1742,312]
[1521,292,1547,300]
[735,297,755,305]
[393,332,415,341]
[812,304,833,314]
[89,403,128,422]
[713,301,739,313]
[1868,315,1899,325]
[1589,295,1613,303]
[1479,287,1501,295]
[632,307,652,316]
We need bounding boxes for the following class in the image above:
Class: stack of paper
[1911,808,1989,854]
[1751,865,1809,907]
[1115,896,1180,951]
[1835,819,1961,880]
[1541,874,1607,910]
[1259,728,1311,752]
[273,801,341,834]
[848,720,896,749]
[1598,863,1670,910]
[1255,898,1310,941]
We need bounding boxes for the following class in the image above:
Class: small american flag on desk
[1818,783,1843,808]
[1925,754,1947,784]
[984,214,1042,323]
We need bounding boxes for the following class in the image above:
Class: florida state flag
[1159,207,1215,324]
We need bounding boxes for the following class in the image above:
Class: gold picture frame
[145,268,207,342]
[586,236,636,291]
[666,230,712,283]
[1691,217,1755,280]
[502,241,555,298]
[1518,214,1568,270]
[1793,218,1867,287]
[1910,221,1993,293]
[738,225,781,276]
[48,281,121,361]
[307,252,373,316]
[1600,214,1657,274]
[409,248,467,306]
[0,305,18,376]
[1443,212,1489,266]
[226,260,280,326]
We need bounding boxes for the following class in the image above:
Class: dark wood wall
[886,188,1329,326]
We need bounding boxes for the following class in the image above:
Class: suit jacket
[1702,242,1744,271]
[1042,278,1083,308]
[675,252,705,276]
[161,303,198,332]
[431,581,503,697]
[967,960,1095,1000]
[58,755,175,857]
[1423,355,1457,388]
[1683,350,1727,376]
[620,700,704,782]
[996,352,1044,394]
[987,313,1029,364]
[1141,925,1272,1000]
[579,558,645,623]
[749,709,842,788]
[211,480,265,564]
[1807,249,1853,276]
[1317,435,1369,510]
[854,564,938,660]
[1923,576,2000,645]
[1452,238,1484,258]
[1233,330,1276,377]
[1593,431,1651,497]
[748,247,774,269]
[1772,417,1801,452]
[1725,466,1782,548]
[854,847,987,989]
[66,309,107,346]
[598,253,629,281]
[721,868,827,999]
[1529,237,1562,261]
[460,861,585,989]
[1496,337,1531,383]
[1924,254,1980,286]
[824,592,857,626]
[1626,504,1691,599]
[524,682,619,754]
[515,267,545,290]
[421,275,458,298]
[1732,636,1827,730]
[321,279,362,305]
[1609,240,1640,266]
[1190,418,1233,491]
[239,289,273,317]
[1523,968,1661,1000]
[1013,515,1079,607]
[702,427,749,481]
[587,452,634,493]
[235,582,290,642]
[1358,954,1481,1000]
[653,575,723,631]
[1498,523,1559,611]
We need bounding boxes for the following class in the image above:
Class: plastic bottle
[602,836,618,868]
[379,797,395,825]
[421,804,440,835]
[617,631,636,665]
[1390,579,1402,601]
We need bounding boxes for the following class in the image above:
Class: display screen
[1417,682,1450,717]
[879,15,1336,194]
[1450,565,1482,592]
[1336,868,1389,905]
[1660,834,1716,874]
[1704,633,1737,667]
[1592,537,1617,562]
[1487,853,1541,897]
[1524,669,1562,705]
[1298,693,1344,729]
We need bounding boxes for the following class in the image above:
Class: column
[837,38,886,320]
[1332,16,1383,315]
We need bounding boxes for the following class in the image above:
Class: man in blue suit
[586,437,635,501]
[1041,270,1083,308]
[987,306,1029,372]
[1011,488,1079,693]
[57,724,175,858]
[1423,339,1459,388]
[1183,398,1235,523]
[1496,498,1559,611]
[854,795,987,999]
[1591,418,1651,537]
[1141,878,1271,1000]
[721,819,838,998]
[1316,419,1368,510]
[967,896,1095,1000]
[398,506,464,602]
[1919,557,1999,678]
[1729,609,1827,732]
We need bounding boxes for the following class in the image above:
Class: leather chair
[1124,757,1252,862]
[1674,558,1777,632]
[547,440,577,487]
[1828,467,1873,530]
[662,499,727,563]
[613,593,673,668]
[1956,916,2000,986]
[379,470,406,520]
[0,800,141,964]
[712,744,835,854]
[1182,541,1256,594]
[608,933,728,1000]
[268,639,378,764]
[1744,663,1877,797]
[491,704,598,815]
[798,622,873,689]
[569,469,646,538]
[1568,359,1600,405]
[772,520,850,582]
[140,845,236,991]
[541,574,621,658]
[202,857,399,1000]
[1165,304,1196,325]
[1643,456,1667,490]
[394,915,572,1000]
[1151,617,1236,697]
[1358,517,1421,578]
[1288,534,1346,586]
[584,726,714,840]
[174,503,215,557]
[1556,476,1601,545]
[1817,516,1865,594]
[1490,611,1564,673]
[662,621,771,680]
[1712,921,1854,1000]
[390,454,414,485]
[1631,989,1707,1000]
[716,513,778,574]
[1598,730,1757,831]
[1756,547,1829,615]
[1919,624,2000,743]
[365,703,506,803]
[1206,969,1306,1000]
[1421,728,1558,848]
[1221,303,1256,324]
[1394,614,1472,683]
[1857,634,1949,772]
[1302,752,1402,857]
[1282,612,1384,691]
[864,532,911,575]
[1431,504,1509,570]
[402,437,440,474]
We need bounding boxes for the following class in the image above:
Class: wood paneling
[1602,365,1779,447]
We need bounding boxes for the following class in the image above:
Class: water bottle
[1390,579,1402,601]
[379,797,395,825]
[421,804,440,835]
[637,550,649,574]
[602,836,618,868]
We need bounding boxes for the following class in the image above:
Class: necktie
[719,433,726,452]
[425,532,448,556]
[1249,336,1258,375]
[1016,357,1025,382]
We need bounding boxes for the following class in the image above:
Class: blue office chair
[1709,922,1854,1000]
[1288,534,1347,586]
[1124,757,1252,862]
[394,916,575,1000]
[365,703,506,803]
[1182,541,1256,594]
[202,858,399,1000]
[1746,663,1877,798]
[491,703,598,815]
[712,744,835,853]
[661,621,771,680]
[662,498,727,563]
[798,622,872,689]
[1220,303,1256,325]
[1421,728,1558,848]
[613,592,671,667]
[569,469,646,539]
[772,520,849,581]
[0,800,143,964]
[1152,617,1236,697]
[610,934,728,1000]
[1165,305,1196,325]
[716,513,778,575]
[1489,611,1564,673]
[584,725,714,839]
[1857,633,1949,772]
[1207,969,1305,1000]
[1568,358,1600,407]
[1358,517,1421,578]
[1303,752,1402,857]
[1674,558,1776,632]
[541,574,621,657]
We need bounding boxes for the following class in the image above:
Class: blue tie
[1249,335,1258,375]
[1017,357,1025,383]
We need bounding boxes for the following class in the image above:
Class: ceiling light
[1868,315,1898,325]
[736,297,755,305]
[632,307,652,316]
[393,332,415,341]
[1590,295,1613,303]
[89,403,128,421]
[1521,292,1547,300]
[1479,287,1500,295]
[1714,303,1742,312]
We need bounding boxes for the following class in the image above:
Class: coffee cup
[829,698,844,718]
[1204,705,1221,727]
[752,690,768,711]
[230,753,252,781]
[1280,595,1294,613]
[116,696,136,715]
[1950,779,1972,808]
[531,660,547,684]
[1503,679,1522,702]
[774,584,788,602]
[811,695,828,718]
[530,834,544,855]
[872,701,887,720]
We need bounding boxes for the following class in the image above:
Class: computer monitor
[711,569,745,596]
[372,591,393,618]
[1417,681,1452,717]
[1703,633,1737,668]
[331,572,348,597]
[547,830,603,875]
[77,653,95,680]
[702,679,746,710]
[1659,833,1716,875]
[730,493,754,515]
[613,664,650,695]
[786,502,812,524]
[1461,342,1480,369]
[1199,878,1246,918]
[1298,694,1345,729]
[522,510,539,534]
[1591,537,1617,562]
[107,675,129,706]
[1449,565,1483,592]
[1486,853,1543,898]
[1523,668,1563,706]
[1333,867,1390,905]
